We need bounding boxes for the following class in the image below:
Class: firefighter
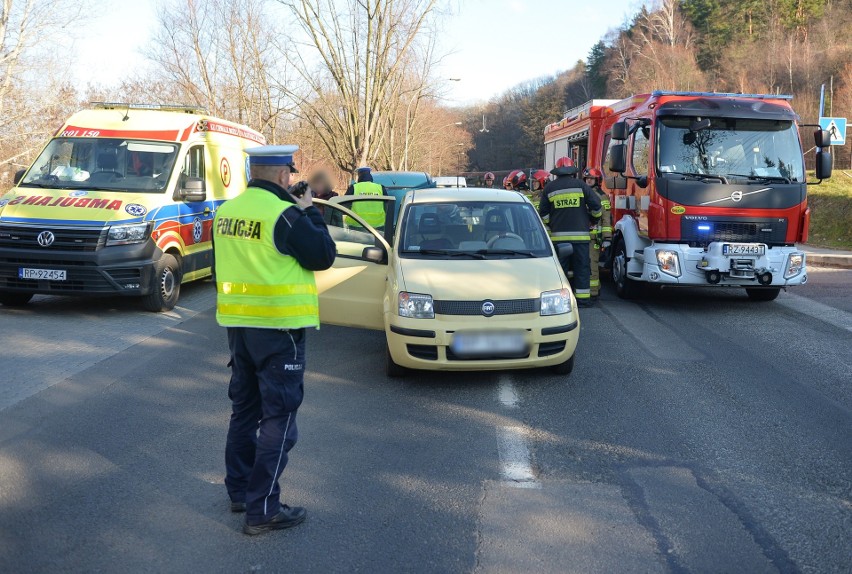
[583,167,612,300]
[530,169,550,203]
[538,157,601,307]
[484,172,495,188]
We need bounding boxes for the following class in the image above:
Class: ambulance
[0,103,266,311]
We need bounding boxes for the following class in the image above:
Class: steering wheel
[487,232,523,248]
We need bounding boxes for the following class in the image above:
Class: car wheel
[745,287,780,302]
[385,342,407,378]
[613,238,643,300]
[142,253,181,312]
[0,291,33,306]
[552,353,575,375]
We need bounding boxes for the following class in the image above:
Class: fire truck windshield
[656,117,804,183]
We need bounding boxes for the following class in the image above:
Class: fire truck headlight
[106,223,152,246]
[784,253,805,279]
[540,289,572,315]
[655,249,681,277]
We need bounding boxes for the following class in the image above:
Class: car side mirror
[814,129,832,148]
[608,144,627,173]
[13,169,25,185]
[176,177,206,202]
[556,243,574,259]
[815,150,832,180]
[362,246,386,263]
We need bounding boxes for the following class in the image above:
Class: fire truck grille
[680,218,788,246]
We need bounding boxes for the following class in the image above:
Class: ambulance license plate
[19,267,66,281]
[451,331,527,358]
[722,243,765,256]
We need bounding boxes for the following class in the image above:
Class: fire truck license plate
[722,243,765,256]
[19,267,67,281]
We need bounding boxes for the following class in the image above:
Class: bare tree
[276,0,445,174]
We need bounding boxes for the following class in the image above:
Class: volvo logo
[37,230,55,247]
[481,300,495,317]
[731,190,743,202]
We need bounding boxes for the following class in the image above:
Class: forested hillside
[465,0,852,173]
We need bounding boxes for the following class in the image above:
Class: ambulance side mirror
[177,177,206,202]
[13,169,25,185]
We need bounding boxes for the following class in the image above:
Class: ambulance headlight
[655,249,681,277]
[398,292,434,319]
[784,252,805,279]
[540,289,572,315]
[107,222,152,246]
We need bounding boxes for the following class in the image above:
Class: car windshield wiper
[416,249,486,259]
[665,171,728,184]
[478,249,537,258]
[727,173,792,184]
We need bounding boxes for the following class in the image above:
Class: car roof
[408,187,527,204]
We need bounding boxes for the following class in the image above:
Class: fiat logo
[37,230,55,247]
[481,300,495,317]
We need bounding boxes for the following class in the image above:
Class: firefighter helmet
[510,170,528,190]
[551,156,578,176]
[583,167,603,182]
[484,171,495,181]
[530,169,550,191]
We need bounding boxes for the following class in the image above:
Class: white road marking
[497,374,519,408]
[497,426,539,488]
[777,292,852,333]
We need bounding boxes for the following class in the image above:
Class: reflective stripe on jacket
[214,187,319,329]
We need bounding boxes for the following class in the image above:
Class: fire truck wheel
[0,291,33,306]
[745,287,780,302]
[552,353,575,375]
[613,238,642,300]
[385,341,408,378]
[142,253,182,312]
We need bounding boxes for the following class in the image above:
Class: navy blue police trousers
[225,327,305,525]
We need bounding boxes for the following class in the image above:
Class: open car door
[328,194,397,244]
[313,198,393,331]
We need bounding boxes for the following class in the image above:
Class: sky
[75,0,646,106]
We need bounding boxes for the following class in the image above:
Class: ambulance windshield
[20,138,179,192]
[656,117,804,183]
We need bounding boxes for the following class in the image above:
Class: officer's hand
[293,185,314,209]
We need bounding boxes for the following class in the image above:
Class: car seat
[483,210,509,242]
[419,212,452,250]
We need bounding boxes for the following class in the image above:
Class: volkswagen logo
[37,230,55,247]
[731,190,743,202]
[481,300,495,317]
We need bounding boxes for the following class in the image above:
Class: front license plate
[18,267,67,281]
[722,243,765,256]
[451,331,527,358]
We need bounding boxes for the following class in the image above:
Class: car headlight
[106,222,152,246]
[655,249,681,277]
[540,289,571,315]
[784,252,805,279]
[398,292,434,319]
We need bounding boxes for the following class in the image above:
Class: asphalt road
[0,270,850,573]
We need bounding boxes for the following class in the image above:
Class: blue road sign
[819,117,847,145]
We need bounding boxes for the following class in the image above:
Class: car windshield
[20,138,179,192]
[399,201,553,259]
[656,117,805,183]
[372,172,434,190]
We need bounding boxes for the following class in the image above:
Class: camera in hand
[288,181,309,198]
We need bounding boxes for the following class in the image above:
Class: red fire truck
[543,91,833,301]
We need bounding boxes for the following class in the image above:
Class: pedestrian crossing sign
[819,117,847,145]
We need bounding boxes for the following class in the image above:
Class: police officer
[538,157,601,307]
[583,168,612,300]
[344,166,387,227]
[214,145,336,535]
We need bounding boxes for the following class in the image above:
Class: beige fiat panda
[314,187,579,376]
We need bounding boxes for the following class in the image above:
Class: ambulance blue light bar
[650,91,793,101]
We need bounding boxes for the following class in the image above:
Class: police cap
[246,145,299,173]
